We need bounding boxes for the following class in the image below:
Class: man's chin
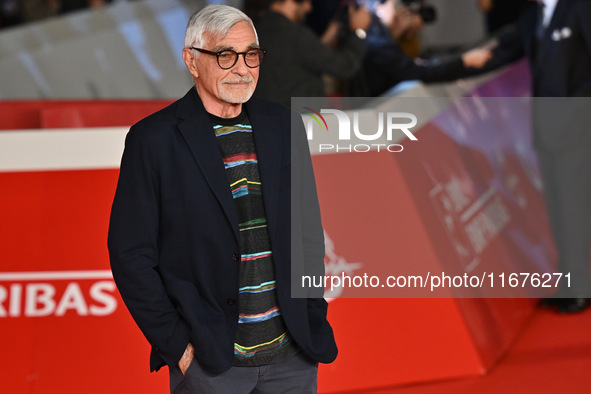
[220,91,254,104]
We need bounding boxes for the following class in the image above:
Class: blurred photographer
[346,0,490,96]
[253,0,371,107]
[390,0,428,57]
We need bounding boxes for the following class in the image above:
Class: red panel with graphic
[0,169,169,393]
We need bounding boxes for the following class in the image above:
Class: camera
[401,0,437,24]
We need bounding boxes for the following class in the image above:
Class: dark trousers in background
[537,142,591,296]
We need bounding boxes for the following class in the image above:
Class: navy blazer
[484,0,591,97]
[108,87,337,373]
[477,0,591,149]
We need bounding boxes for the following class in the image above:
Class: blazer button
[227,298,237,305]
[232,253,240,261]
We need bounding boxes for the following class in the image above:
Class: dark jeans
[169,352,318,393]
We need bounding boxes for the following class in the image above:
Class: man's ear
[182,48,199,79]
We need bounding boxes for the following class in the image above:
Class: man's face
[186,21,260,112]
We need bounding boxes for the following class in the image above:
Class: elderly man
[108,4,336,393]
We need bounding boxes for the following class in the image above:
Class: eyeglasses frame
[190,47,267,70]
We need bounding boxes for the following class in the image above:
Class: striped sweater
[209,109,299,366]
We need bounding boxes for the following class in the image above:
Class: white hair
[184,4,258,56]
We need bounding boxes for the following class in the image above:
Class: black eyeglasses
[191,47,267,70]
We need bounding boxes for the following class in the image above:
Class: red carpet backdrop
[0,61,555,393]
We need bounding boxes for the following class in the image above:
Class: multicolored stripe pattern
[211,111,299,366]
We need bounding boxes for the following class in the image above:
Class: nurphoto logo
[302,108,418,153]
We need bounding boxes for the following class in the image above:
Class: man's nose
[231,55,249,74]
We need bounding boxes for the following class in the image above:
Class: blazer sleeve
[108,125,190,370]
[296,24,365,79]
[484,27,526,72]
[422,21,527,81]
[371,38,468,84]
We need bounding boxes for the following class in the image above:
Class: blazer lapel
[176,88,240,244]
[246,101,282,238]
[546,0,567,33]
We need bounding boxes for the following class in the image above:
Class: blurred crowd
[0,0,139,29]
[246,0,507,104]
[0,0,533,99]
